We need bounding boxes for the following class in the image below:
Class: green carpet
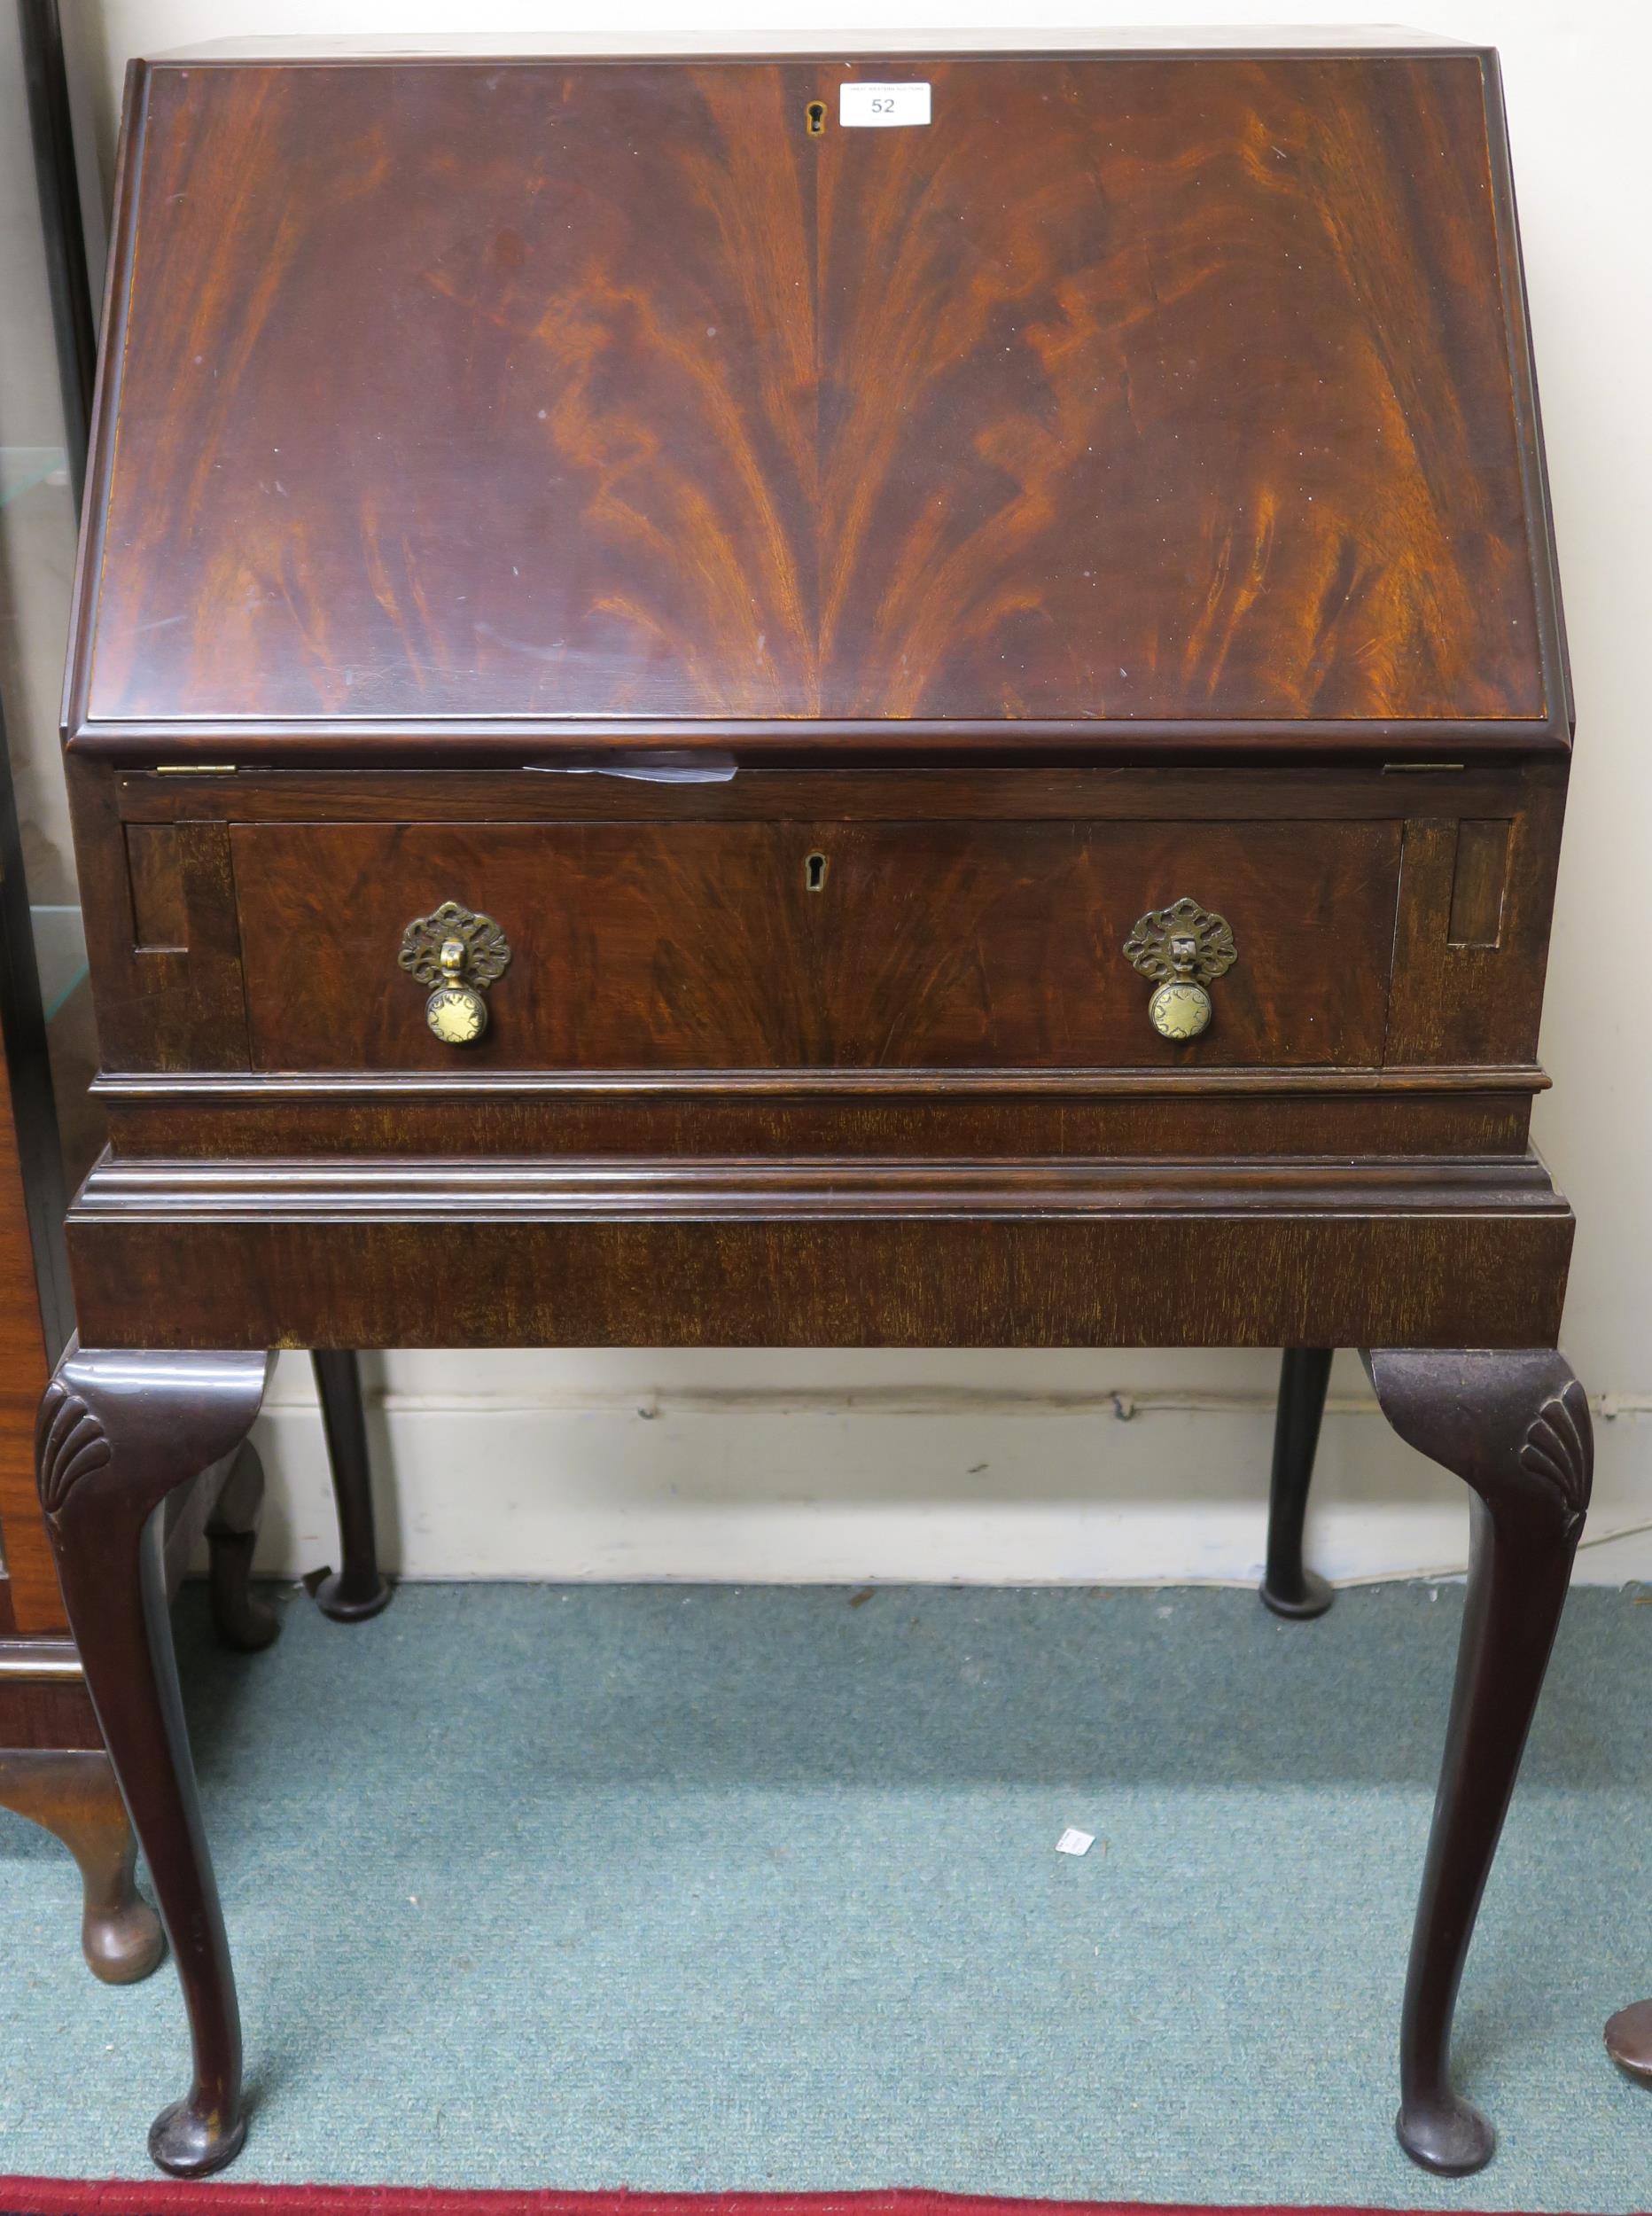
[2,1582,1650,2207]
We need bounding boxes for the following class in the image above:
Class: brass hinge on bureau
[152,764,238,776]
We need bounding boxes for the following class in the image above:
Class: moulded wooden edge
[61,719,1576,764]
[90,1065,1554,1102]
[149,35,1498,64]
[69,1149,1571,1225]
[0,1638,82,1683]
[65,1149,1575,1349]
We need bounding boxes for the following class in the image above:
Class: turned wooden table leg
[37,1344,272,2177]
[1261,1346,1335,1619]
[1366,1347,1591,2176]
[311,1350,391,1621]
[0,1747,165,1983]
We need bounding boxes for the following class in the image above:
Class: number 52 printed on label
[838,82,932,128]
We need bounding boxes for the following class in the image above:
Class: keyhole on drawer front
[805,100,826,136]
[806,850,828,893]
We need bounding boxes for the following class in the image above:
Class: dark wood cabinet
[43,34,1585,2182]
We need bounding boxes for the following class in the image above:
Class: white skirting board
[238,1347,1652,1588]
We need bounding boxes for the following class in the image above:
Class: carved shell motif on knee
[1517,1379,1594,1524]
[36,1385,113,1516]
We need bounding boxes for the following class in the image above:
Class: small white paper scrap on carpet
[1056,1827,1095,1857]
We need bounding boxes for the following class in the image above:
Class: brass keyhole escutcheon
[1123,898,1236,1042]
[399,901,511,1046]
[805,99,826,136]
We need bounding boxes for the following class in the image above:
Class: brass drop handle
[399,901,511,1045]
[1123,897,1236,1042]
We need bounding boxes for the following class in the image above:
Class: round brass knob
[1148,978,1212,1041]
[1124,899,1236,1043]
[399,901,511,1047]
[425,939,490,1044]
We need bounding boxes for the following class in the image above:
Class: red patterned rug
[0,2189,1554,2216]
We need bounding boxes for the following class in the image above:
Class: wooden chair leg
[1366,1346,1591,2175]
[310,1350,392,1621]
[0,1746,165,1983]
[205,1439,281,1652]
[37,1343,271,2177]
[1260,1346,1335,1618]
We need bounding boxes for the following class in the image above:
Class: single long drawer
[230,818,1401,1072]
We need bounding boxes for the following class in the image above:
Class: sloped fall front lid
[68,43,1563,750]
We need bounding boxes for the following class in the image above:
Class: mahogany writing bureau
[46,32,1584,2181]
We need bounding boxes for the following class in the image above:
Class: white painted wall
[65,2,1652,1587]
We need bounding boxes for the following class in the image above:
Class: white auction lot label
[839,82,931,128]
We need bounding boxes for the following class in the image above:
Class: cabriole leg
[1366,1346,1591,2176]
[1261,1346,1335,1618]
[0,1746,164,1983]
[37,1344,272,2178]
[311,1350,391,1621]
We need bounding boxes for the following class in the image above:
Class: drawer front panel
[231,819,1400,1072]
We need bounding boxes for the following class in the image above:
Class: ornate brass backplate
[399,901,511,1045]
[1123,897,1236,1041]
